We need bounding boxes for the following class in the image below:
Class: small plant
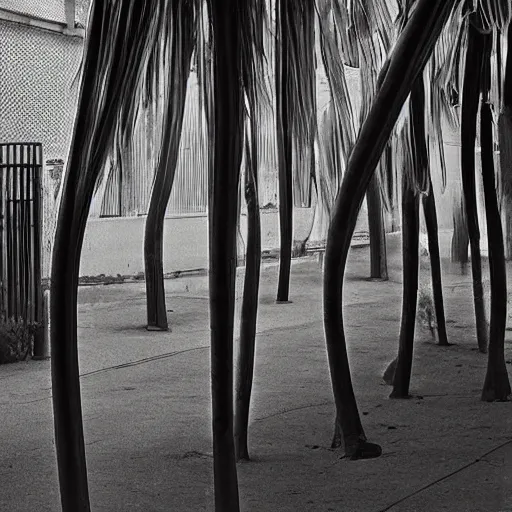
[292,239,307,258]
[419,232,429,257]
[417,285,436,339]
[0,317,38,364]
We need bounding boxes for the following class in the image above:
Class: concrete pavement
[1,241,511,511]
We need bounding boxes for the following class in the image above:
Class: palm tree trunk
[236,183,246,267]
[386,144,401,232]
[480,64,511,401]
[234,122,261,461]
[392,71,436,396]
[50,5,104,510]
[144,4,194,331]
[209,0,242,509]
[367,174,388,280]
[422,179,449,346]
[323,0,455,457]
[451,186,470,271]
[500,21,512,260]
[293,148,317,257]
[51,3,159,509]
[391,175,420,398]
[275,0,293,303]
[461,18,488,354]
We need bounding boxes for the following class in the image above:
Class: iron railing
[0,142,43,355]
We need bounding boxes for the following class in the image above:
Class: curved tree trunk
[391,175,420,398]
[367,174,388,280]
[144,5,195,331]
[392,73,434,397]
[323,0,455,457]
[461,19,488,354]
[234,122,261,461]
[480,67,511,401]
[422,179,449,346]
[50,3,158,510]
[209,0,242,509]
[275,0,293,303]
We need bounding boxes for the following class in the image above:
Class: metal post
[33,287,50,360]
[32,146,47,359]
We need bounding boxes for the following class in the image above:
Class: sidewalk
[0,240,511,511]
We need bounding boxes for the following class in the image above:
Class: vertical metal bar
[33,146,43,325]
[0,146,5,319]
[13,145,20,319]
[32,145,45,357]
[20,145,27,322]
[26,146,33,324]
[6,145,13,318]
[0,146,4,319]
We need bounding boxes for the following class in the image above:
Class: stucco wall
[0,20,83,161]
[79,208,318,277]
[3,16,488,278]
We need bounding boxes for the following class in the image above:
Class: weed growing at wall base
[0,317,38,364]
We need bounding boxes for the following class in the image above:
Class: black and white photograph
[0,0,511,510]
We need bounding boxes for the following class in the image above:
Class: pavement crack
[8,346,210,406]
[376,438,512,512]
[255,401,332,422]
[80,345,210,378]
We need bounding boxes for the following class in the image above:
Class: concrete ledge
[0,8,85,37]
[79,209,316,278]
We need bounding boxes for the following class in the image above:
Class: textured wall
[0,0,90,25]
[79,208,321,277]
[0,0,66,24]
[0,21,83,161]
[0,20,84,277]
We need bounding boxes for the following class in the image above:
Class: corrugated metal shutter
[166,75,208,215]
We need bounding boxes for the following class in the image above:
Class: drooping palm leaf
[317,0,357,166]
[316,100,345,219]
[331,0,360,67]
[276,0,317,209]
[499,25,512,203]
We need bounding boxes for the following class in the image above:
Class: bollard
[33,288,51,360]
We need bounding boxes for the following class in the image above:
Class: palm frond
[348,0,397,209]
[150,0,197,199]
[276,0,317,208]
[498,21,512,201]
[68,0,164,213]
[317,0,356,163]
[331,0,360,67]
[316,100,345,218]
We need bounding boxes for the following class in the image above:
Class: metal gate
[0,143,43,347]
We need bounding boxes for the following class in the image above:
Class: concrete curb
[68,241,371,288]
